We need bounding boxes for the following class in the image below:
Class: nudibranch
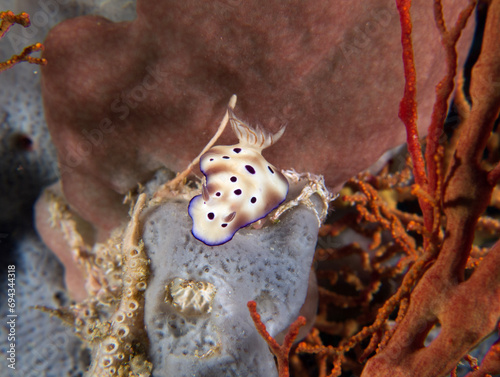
[188,110,289,246]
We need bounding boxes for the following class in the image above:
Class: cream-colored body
[188,112,288,246]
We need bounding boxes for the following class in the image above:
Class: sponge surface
[142,201,318,376]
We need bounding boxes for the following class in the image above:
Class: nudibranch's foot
[270,169,338,226]
[148,171,202,206]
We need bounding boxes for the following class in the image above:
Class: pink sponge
[40,0,474,233]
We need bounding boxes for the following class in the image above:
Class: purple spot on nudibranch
[245,165,256,174]
[207,212,215,220]
[216,192,221,197]
[251,197,257,203]
[223,156,230,159]
[221,224,228,228]
[233,148,241,153]
[230,176,237,182]
[268,166,274,174]
[210,158,214,161]
[234,189,242,195]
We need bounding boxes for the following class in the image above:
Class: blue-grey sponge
[142,201,318,377]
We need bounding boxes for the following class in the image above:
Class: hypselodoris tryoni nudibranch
[188,110,289,246]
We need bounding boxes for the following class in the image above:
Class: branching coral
[0,11,47,72]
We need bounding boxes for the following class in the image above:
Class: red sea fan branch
[297,1,498,376]
[0,11,47,72]
[360,0,500,376]
[247,301,306,377]
[395,0,427,191]
[0,10,30,36]
[395,0,436,242]
[425,1,476,203]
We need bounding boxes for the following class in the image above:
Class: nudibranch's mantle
[188,111,289,246]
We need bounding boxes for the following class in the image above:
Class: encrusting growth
[86,193,151,377]
[38,194,152,377]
